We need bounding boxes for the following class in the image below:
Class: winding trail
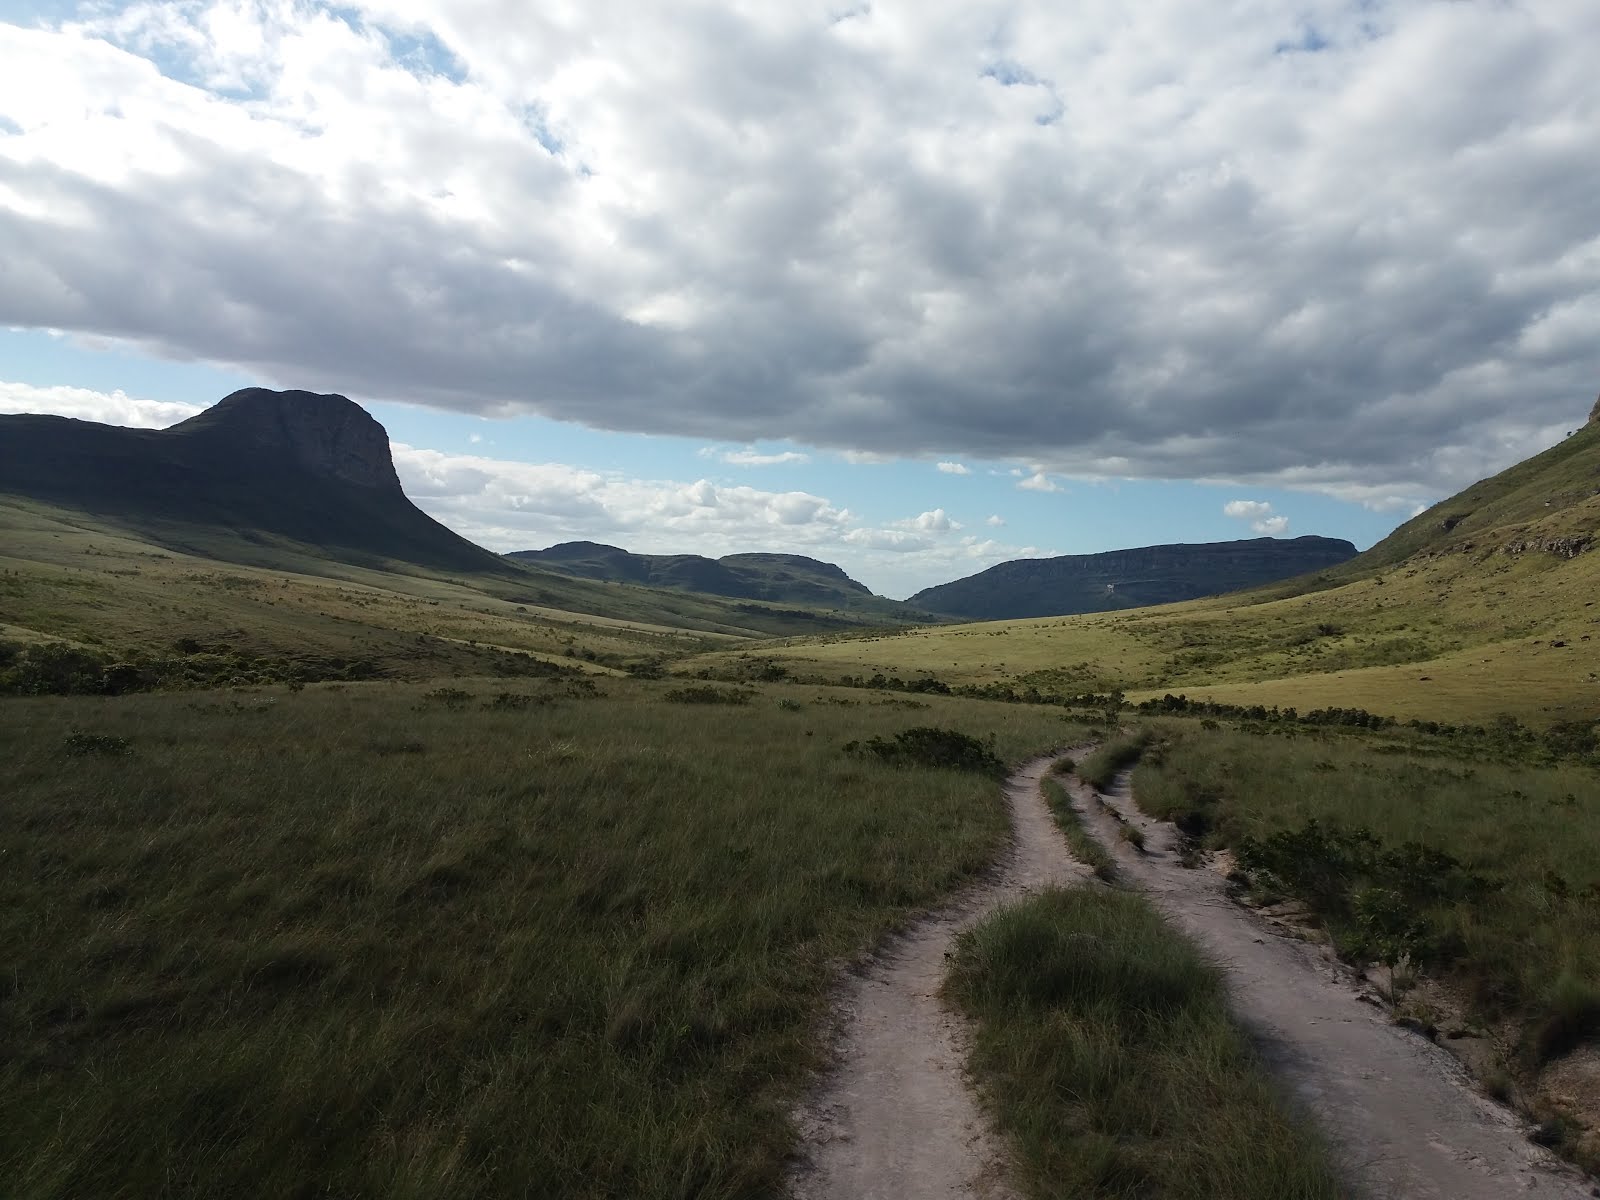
[1071,770,1596,1200]
[789,752,1596,1200]
[787,753,1091,1200]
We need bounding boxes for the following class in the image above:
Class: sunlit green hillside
[693,418,1600,727]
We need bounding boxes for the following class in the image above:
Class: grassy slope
[0,679,1080,1199]
[698,426,1600,726]
[508,544,938,625]
[0,498,948,678]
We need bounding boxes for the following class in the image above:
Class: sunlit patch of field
[699,537,1600,727]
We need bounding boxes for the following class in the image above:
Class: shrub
[420,687,472,708]
[663,685,754,705]
[63,731,132,756]
[1235,819,1499,965]
[843,727,1004,775]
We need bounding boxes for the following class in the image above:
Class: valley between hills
[2,388,1598,1198]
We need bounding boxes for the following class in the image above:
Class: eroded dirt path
[788,754,1091,1200]
[1071,770,1596,1200]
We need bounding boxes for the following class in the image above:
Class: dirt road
[789,753,1596,1199]
[1072,770,1596,1200]
[787,754,1090,1200]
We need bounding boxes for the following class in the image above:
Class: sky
[0,0,1595,598]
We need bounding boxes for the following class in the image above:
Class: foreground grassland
[948,888,1345,1199]
[1132,721,1600,1162]
[1,679,1080,1199]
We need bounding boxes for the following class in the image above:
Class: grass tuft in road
[1041,777,1117,881]
[948,887,1347,1200]
[1075,728,1152,790]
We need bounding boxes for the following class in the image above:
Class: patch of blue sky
[381,23,468,86]
[516,104,563,157]
[0,327,256,406]
[1275,24,1330,55]
[0,0,87,28]
[981,59,1042,88]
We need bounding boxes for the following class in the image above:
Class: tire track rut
[787,753,1091,1200]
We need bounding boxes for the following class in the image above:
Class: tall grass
[947,888,1346,1199]
[1074,727,1152,790]
[0,680,1081,1199]
[1133,723,1600,1075]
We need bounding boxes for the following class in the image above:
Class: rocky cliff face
[170,388,403,491]
[0,387,503,574]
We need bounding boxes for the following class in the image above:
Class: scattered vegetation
[948,887,1345,1199]
[662,684,755,705]
[843,726,1006,776]
[61,730,132,756]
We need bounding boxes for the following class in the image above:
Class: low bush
[843,727,1005,775]
[663,685,754,705]
[62,731,132,757]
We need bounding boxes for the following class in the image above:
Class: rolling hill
[0,389,940,671]
[508,542,941,622]
[908,536,1358,620]
[698,399,1600,726]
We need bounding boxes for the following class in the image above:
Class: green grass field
[690,538,1600,727]
[1,678,1081,1199]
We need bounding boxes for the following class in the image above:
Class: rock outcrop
[170,389,404,491]
[0,388,505,574]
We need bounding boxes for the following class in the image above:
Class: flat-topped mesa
[169,388,403,491]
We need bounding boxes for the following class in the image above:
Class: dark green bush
[63,731,132,757]
[843,727,1004,775]
[663,686,753,705]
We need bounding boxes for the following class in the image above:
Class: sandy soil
[787,753,1093,1200]
[1073,770,1597,1200]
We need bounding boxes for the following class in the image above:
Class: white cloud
[839,450,893,465]
[0,1,1594,502]
[895,507,961,533]
[985,514,1005,527]
[936,460,971,475]
[0,379,203,427]
[1017,472,1061,493]
[703,447,810,466]
[1222,499,1272,519]
[1222,498,1289,535]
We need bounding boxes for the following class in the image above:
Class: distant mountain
[909,536,1359,620]
[0,388,509,575]
[507,542,937,619]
